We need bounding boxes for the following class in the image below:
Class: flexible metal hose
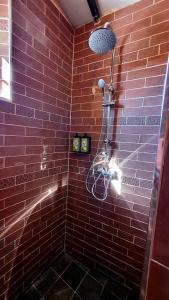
[85,102,112,201]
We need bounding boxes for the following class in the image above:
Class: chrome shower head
[88,25,116,54]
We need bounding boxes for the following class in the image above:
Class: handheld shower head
[98,78,105,89]
[88,25,116,54]
[98,78,105,97]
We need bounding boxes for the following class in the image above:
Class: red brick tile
[13,0,45,32]
[16,105,34,118]
[12,22,32,45]
[0,202,25,220]
[5,113,42,128]
[11,82,25,95]
[0,100,15,113]
[151,32,169,46]
[138,45,159,59]
[5,136,42,146]
[0,146,25,157]
[160,41,169,55]
[131,20,169,42]
[115,0,153,20]
[152,8,169,25]
[133,0,168,22]
[12,47,43,73]
[13,71,43,92]
[12,8,26,30]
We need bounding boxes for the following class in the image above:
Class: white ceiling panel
[56,0,141,26]
[99,0,141,16]
[57,0,92,26]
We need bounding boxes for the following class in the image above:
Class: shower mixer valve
[96,166,118,180]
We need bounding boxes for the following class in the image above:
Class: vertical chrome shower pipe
[103,86,115,157]
[105,102,111,155]
[105,47,115,156]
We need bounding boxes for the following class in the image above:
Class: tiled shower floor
[21,253,139,300]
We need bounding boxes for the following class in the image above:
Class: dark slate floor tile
[72,255,94,272]
[35,268,58,296]
[89,267,108,286]
[104,280,129,300]
[127,291,139,300]
[45,278,74,300]
[100,289,119,300]
[19,253,139,300]
[73,258,90,272]
[77,274,102,300]
[62,262,86,290]
[21,286,41,300]
[52,253,73,275]
[95,264,113,279]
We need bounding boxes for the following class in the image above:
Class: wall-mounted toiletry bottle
[72,133,81,153]
[80,134,91,154]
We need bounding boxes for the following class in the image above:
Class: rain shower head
[88,24,116,54]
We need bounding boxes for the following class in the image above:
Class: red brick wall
[0,0,73,299]
[67,0,169,292]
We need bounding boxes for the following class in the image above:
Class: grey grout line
[70,258,102,284]
[31,284,44,299]
[26,254,133,300]
[34,264,71,300]
[51,266,88,300]
[69,271,89,300]
[50,255,73,277]
[98,277,109,300]
[40,269,73,300]
[85,269,107,286]
[72,291,84,300]
[48,258,89,299]
[49,257,107,299]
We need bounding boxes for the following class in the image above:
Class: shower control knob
[109,87,114,93]
[104,138,111,145]
[108,84,115,94]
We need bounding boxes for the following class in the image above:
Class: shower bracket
[109,84,115,94]
[104,138,111,145]
[102,100,115,107]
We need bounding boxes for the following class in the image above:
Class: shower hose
[85,104,115,201]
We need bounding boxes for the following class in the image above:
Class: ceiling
[56,0,141,27]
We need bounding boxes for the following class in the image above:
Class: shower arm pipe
[102,21,116,90]
[106,48,116,152]
[104,49,116,154]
